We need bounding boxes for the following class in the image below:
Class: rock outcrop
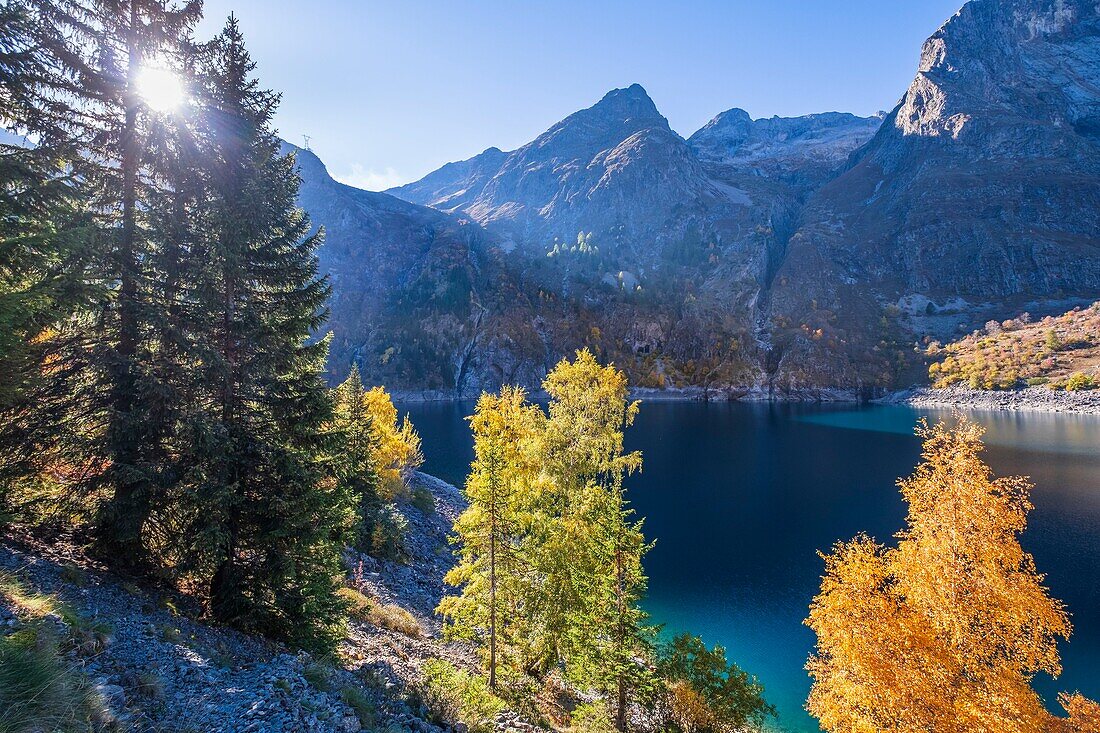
[288,143,548,395]
[767,0,1100,388]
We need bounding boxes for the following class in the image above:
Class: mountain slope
[383,87,890,393]
[767,0,1100,389]
[287,143,546,395]
[313,0,1100,396]
[385,145,507,215]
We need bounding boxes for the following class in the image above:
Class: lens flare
[136,66,185,113]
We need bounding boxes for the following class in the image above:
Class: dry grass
[0,574,111,733]
[0,570,72,622]
[0,627,110,733]
[337,585,421,637]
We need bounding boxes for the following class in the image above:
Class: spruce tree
[138,41,209,551]
[331,365,386,551]
[180,16,351,650]
[71,0,202,561]
[0,0,98,502]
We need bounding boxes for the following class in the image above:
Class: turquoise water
[401,400,1100,732]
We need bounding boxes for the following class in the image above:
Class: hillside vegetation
[927,302,1100,391]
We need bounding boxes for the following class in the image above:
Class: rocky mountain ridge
[298,0,1100,397]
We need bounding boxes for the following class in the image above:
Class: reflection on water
[802,405,1100,456]
[402,400,1100,733]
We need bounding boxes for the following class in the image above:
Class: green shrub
[410,486,435,515]
[1026,377,1050,386]
[569,701,615,733]
[1065,373,1097,391]
[420,658,504,733]
[0,626,109,733]
[657,633,776,732]
[359,503,408,561]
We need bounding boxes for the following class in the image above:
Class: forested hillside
[928,302,1100,390]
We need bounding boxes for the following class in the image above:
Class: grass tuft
[340,685,377,727]
[0,626,110,733]
[337,585,421,637]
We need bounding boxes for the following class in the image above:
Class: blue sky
[197,0,965,190]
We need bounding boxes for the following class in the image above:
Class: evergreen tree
[568,481,654,731]
[806,418,1092,732]
[135,40,211,552]
[0,0,98,504]
[331,365,396,555]
[439,386,542,688]
[178,16,351,650]
[71,0,203,561]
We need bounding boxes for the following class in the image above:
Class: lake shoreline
[878,385,1100,416]
[392,385,866,405]
[393,383,1100,416]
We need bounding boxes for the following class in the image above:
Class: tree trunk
[100,1,148,561]
[615,543,627,732]
[489,516,497,689]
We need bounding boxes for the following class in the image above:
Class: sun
[136,65,186,113]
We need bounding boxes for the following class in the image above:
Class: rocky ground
[0,472,544,733]
[881,385,1100,415]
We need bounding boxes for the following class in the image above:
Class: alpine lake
[400,399,1100,732]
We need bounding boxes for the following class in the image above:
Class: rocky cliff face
[767,0,1100,389]
[288,143,548,395]
[305,0,1100,396]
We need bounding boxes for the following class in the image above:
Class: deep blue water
[400,400,1100,732]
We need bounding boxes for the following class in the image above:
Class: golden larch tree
[806,418,1095,733]
[438,386,543,688]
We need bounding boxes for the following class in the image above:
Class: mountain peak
[587,83,663,125]
[713,107,753,125]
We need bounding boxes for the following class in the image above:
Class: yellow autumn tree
[362,386,423,497]
[535,349,652,730]
[438,386,544,688]
[1056,693,1100,732]
[806,417,1094,733]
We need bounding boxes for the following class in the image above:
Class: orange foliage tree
[805,418,1098,732]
